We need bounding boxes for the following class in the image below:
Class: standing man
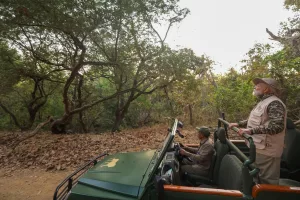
[179,126,215,177]
[229,78,286,185]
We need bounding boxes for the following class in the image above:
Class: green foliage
[0,0,299,131]
[213,71,255,121]
[265,50,300,118]
[284,0,300,10]
[0,42,22,94]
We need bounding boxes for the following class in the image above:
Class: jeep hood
[68,150,156,200]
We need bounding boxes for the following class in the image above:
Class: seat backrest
[217,154,243,191]
[207,151,216,180]
[282,118,300,169]
[212,128,229,183]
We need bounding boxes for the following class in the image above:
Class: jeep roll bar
[218,118,259,177]
[53,153,108,200]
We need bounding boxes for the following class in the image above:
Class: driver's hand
[179,148,188,156]
[229,123,238,129]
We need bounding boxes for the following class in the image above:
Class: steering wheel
[174,143,193,163]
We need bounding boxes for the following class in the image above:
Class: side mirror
[176,129,184,138]
[177,121,183,129]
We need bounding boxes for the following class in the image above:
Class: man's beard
[252,90,264,98]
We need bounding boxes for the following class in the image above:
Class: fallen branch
[10,116,53,150]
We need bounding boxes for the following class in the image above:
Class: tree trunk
[164,87,174,114]
[50,114,70,134]
[188,104,193,125]
[50,119,67,134]
[0,101,31,131]
[112,96,132,132]
[49,87,134,134]
[0,102,23,130]
[111,84,166,132]
[0,78,48,131]
[77,75,88,133]
[79,112,87,133]
[112,110,124,132]
[206,70,222,116]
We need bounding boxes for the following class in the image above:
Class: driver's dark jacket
[184,138,214,171]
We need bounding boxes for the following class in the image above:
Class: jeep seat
[281,118,300,182]
[198,154,247,191]
[184,152,216,185]
[184,128,229,186]
[279,179,300,187]
[212,128,229,184]
[217,154,243,191]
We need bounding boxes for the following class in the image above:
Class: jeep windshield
[147,119,178,180]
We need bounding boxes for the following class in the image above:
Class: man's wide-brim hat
[196,126,210,137]
[252,77,281,91]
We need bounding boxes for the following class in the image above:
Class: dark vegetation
[0,0,299,136]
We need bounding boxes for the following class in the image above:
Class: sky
[161,0,295,74]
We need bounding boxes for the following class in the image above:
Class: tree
[212,69,255,122]
[284,0,300,10]
[0,42,21,95]
[263,8,300,121]
[239,41,300,121]
[0,42,58,130]
[0,0,189,133]
[241,43,272,78]
[167,52,214,125]
[264,50,300,120]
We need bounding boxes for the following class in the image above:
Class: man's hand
[179,143,185,148]
[238,128,252,136]
[229,123,239,129]
[179,148,188,156]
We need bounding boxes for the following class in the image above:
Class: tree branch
[290,28,300,34]
[62,33,87,114]
[70,88,134,115]
[266,28,281,41]
[0,101,22,129]
[82,61,117,66]
[114,15,122,62]
[92,39,112,61]
[11,116,53,150]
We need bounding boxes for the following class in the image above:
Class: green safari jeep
[54,118,300,200]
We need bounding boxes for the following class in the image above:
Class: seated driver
[179,126,215,177]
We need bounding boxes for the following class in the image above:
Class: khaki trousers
[255,153,281,185]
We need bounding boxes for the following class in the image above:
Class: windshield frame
[146,119,178,181]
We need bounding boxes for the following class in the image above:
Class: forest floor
[0,124,239,200]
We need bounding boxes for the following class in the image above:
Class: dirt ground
[0,124,170,200]
[0,124,237,200]
[0,168,72,200]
